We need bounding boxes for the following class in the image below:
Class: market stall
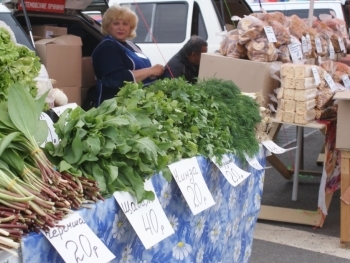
[20,151,266,262]
[198,5,350,246]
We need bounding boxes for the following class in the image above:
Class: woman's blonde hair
[101,4,138,39]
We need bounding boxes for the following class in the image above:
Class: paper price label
[311,66,321,85]
[264,26,277,43]
[342,75,350,90]
[315,37,323,53]
[306,34,312,51]
[339,37,346,53]
[261,140,296,154]
[288,42,303,62]
[168,157,215,215]
[245,154,264,170]
[42,213,115,263]
[39,112,59,147]
[329,42,335,59]
[324,73,337,92]
[52,103,78,117]
[301,36,308,53]
[114,180,174,249]
[212,155,251,186]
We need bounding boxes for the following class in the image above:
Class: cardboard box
[35,35,82,87]
[32,25,67,38]
[198,53,280,107]
[333,90,350,150]
[60,86,82,106]
[82,57,96,88]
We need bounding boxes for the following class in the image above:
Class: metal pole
[20,0,35,47]
[292,126,303,201]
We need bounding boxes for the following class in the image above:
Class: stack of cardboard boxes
[33,25,96,106]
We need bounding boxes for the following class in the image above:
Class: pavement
[249,124,350,262]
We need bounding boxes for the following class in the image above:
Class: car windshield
[0,12,35,51]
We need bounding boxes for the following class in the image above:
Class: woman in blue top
[92,4,164,105]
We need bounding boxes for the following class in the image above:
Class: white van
[249,1,346,22]
[107,0,253,65]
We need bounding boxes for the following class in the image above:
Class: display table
[20,150,266,263]
[259,119,336,227]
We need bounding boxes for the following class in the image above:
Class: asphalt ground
[249,125,350,262]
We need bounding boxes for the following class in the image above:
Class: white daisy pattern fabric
[21,149,266,263]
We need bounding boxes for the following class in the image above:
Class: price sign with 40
[114,180,174,249]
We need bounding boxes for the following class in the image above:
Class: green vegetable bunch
[147,77,261,160]
[0,28,41,101]
[196,78,262,159]
[45,98,169,202]
[45,78,262,202]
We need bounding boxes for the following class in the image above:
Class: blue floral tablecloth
[21,149,265,263]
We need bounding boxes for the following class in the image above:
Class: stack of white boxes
[276,63,322,124]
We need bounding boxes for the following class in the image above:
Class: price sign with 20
[212,155,251,187]
[168,157,215,215]
[114,180,174,249]
[42,213,115,263]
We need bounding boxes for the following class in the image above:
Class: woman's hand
[132,64,165,82]
[150,64,165,78]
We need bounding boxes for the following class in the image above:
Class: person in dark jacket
[91,4,164,105]
[162,36,208,84]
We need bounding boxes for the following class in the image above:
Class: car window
[192,1,208,40]
[0,13,35,51]
[285,8,335,19]
[125,2,188,43]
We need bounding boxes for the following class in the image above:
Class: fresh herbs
[46,78,262,202]
[0,84,103,245]
[0,28,41,101]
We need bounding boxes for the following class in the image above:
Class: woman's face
[108,19,131,42]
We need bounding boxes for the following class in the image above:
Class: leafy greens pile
[45,78,262,202]
[0,28,41,101]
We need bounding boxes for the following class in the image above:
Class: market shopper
[162,36,208,84]
[91,4,164,105]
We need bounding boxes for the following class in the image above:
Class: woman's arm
[132,64,164,82]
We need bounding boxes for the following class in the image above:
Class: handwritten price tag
[315,37,323,53]
[212,155,251,186]
[311,66,321,85]
[306,34,312,51]
[264,26,277,43]
[301,36,308,53]
[245,154,264,170]
[329,42,335,59]
[288,42,303,62]
[42,213,115,263]
[261,140,296,154]
[342,75,350,90]
[52,103,78,117]
[168,157,215,215]
[324,73,337,92]
[113,180,174,249]
[339,37,346,52]
[39,112,59,147]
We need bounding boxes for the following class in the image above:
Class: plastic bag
[276,44,291,63]
[288,15,309,39]
[319,13,348,39]
[219,29,247,59]
[246,38,278,62]
[237,15,267,44]
[251,11,287,26]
